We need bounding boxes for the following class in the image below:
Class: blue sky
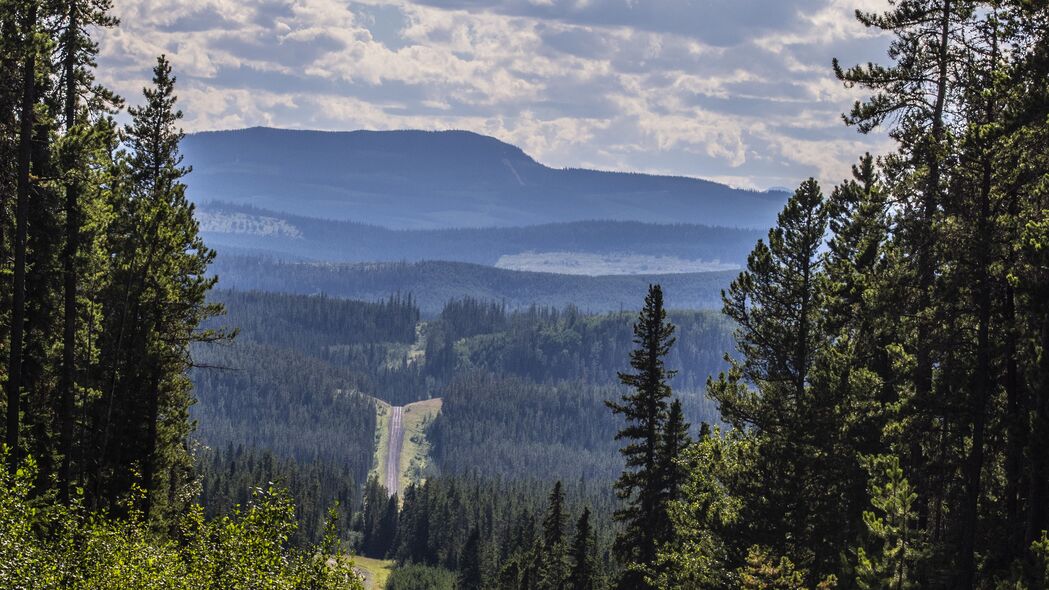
[98,0,894,191]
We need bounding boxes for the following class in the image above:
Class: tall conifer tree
[569,507,599,590]
[606,283,676,589]
[709,178,831,578]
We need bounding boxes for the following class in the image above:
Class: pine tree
[854,455,922,590]
[811,155,895,553]
[606,283,676,589]
[90,55,219,524]
[709,179,831,577]
[569,507,598,590]
[6,0,40,469]
[541,481,569,590]
[55,0,118,502]
[458,527,483,590]
[658,399,690,520]
[833,2,972,567]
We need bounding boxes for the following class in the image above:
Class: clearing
[371,397,442,498]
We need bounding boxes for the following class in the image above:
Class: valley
[5,1,1046,587]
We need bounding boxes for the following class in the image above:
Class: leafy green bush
[384,564,457,590]
[0,453,362,589]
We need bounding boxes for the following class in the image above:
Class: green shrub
[384,563,457,590]
[0,453,362,589]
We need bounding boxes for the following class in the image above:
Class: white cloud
[96,0,894,191]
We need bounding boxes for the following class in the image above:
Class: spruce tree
[543,480,567,551]
[606,283,676,589]
[378,495,399,558]
[569,507,598,590]
[459,526,483,590]
[658,399,690,517]
[541,481,569,590]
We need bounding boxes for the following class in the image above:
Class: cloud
[96,0,894,192]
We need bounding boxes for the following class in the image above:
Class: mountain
[181,127,787,229]
[196,201,764,269]
[209,256,736,314]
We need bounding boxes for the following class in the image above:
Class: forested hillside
[197,201,763,268]
[189,291,728,554]
[208,256,735,313]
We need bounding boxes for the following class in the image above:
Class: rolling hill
[196,201,764,269]
[209,256,736,314]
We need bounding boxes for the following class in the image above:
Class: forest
[0,0,358,585]
[3,0,1049,589]
[207,256,735,313]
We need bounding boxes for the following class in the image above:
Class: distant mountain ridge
[196,201,765,268]
[181,127,787,229]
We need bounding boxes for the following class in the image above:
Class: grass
[370,396,443,497]
[369,399,392,488]
[350,555,395,590]
[398,398,443,493]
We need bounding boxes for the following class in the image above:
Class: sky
[97,0,896,191]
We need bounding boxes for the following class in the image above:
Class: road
[385,406,404,496]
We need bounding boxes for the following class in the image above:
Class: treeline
[196,200,766,266]
[208,256,734,313]
[190,342,376,478]
[0,11,216,525]
[197,444,360,546]
[611,3,1049,588]
[0,2,359,586]
[431,298,732,391]
[358,475,617,589]
[206,289,418,349]
[193,289,435,406]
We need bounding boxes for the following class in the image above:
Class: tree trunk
[1026,317,1049,545]
[58,0,79,503]
[912,0,952,536]
[6,1,37,468]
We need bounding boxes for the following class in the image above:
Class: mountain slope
[181,127,786,229]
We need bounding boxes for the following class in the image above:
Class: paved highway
[385,406,404,496]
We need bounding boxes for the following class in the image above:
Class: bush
[0,453,363,589]
[385,564,457,590]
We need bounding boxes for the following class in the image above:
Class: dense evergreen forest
[608,3,1049,588]
[189,291,728,550]
[0,1,360,585]
[208,255,735,313]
